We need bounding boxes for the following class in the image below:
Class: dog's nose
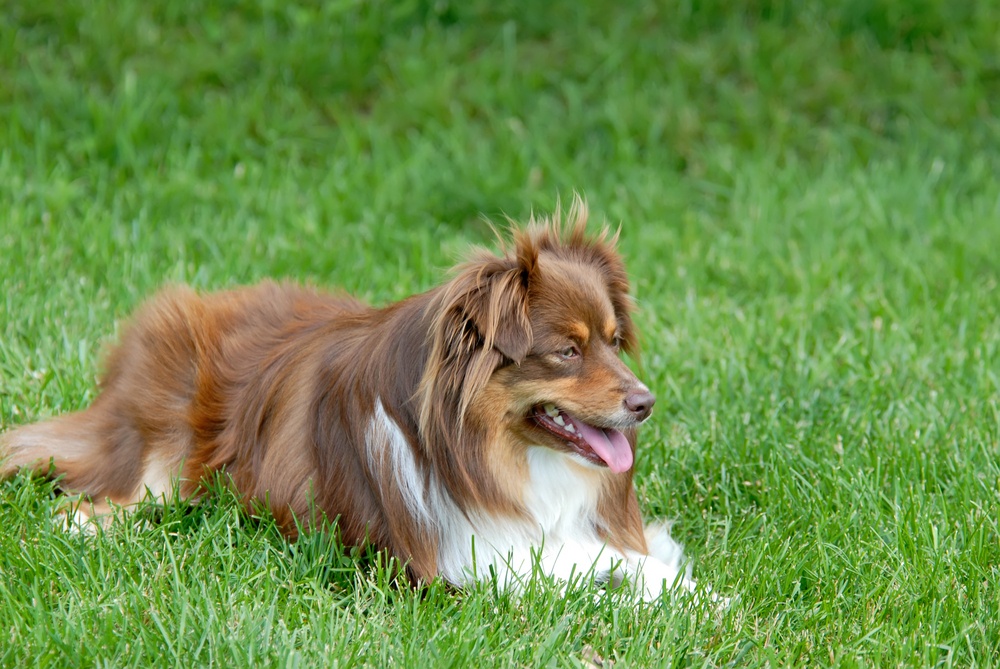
[625,389,656,421]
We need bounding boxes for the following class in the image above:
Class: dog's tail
[1,407,128,499]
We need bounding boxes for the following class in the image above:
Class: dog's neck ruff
[366,399,606,587]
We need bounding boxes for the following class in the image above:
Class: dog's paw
[55,499,109,535]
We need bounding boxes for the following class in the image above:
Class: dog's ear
[418,250,535,448]
[467,262,533,363]
[441,248,536,364]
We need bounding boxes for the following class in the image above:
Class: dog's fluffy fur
[1,202,699,599]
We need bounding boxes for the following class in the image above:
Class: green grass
[2,0,999,665]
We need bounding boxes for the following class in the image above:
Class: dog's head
[419,199,652,477]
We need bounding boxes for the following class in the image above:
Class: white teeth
[554,415,566,426]
[565,423,576,433]
[544,404,559,417]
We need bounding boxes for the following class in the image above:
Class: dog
[1,201,702,600]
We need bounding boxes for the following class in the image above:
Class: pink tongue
[571,419,633,473]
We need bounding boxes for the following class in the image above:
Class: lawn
[1,0,999,666]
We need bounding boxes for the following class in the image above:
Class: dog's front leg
[617,553,697,601]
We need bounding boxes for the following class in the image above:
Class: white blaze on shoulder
[366,399,434,524]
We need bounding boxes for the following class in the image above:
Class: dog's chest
[520,447,602,540]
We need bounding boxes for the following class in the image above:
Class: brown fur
[1,200,654,581]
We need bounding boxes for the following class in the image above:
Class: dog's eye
[557,346,581,360]
[611,335,623,350]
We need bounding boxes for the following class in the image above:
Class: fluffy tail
[1,408,123,498]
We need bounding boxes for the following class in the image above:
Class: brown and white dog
[1,202,701,600]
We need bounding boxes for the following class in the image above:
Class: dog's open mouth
[531,404,633,473]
